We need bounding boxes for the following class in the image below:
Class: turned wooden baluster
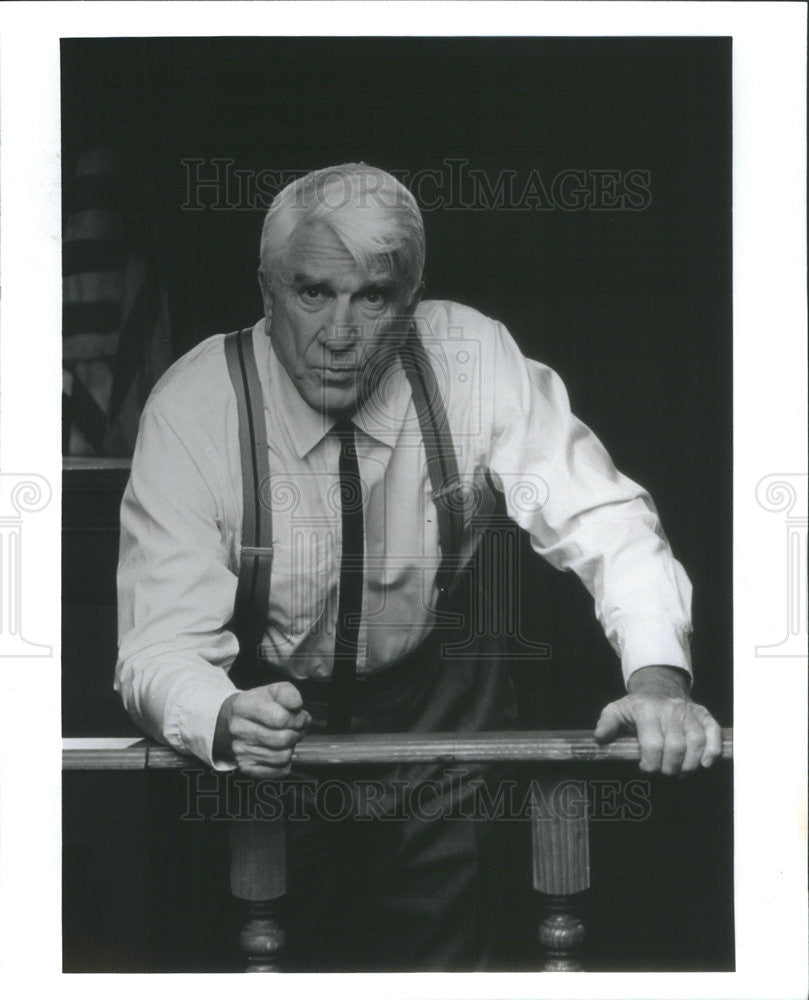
[531,774,589,971]
[230,816,286,972]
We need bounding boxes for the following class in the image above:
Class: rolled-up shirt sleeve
[115,396,240,769]
[486,321,693,686]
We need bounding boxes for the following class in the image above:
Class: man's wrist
[627,664,691,697]
[213,692,239,759]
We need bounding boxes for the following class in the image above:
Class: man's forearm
[115,651,240,768]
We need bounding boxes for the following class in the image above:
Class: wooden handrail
[62,729,733,770]
[63,456,132,471]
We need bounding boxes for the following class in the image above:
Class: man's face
[262,222,417,417]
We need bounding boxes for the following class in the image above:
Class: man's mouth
[320,365,357,381]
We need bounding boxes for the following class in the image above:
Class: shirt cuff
[175,679,239,771]
[618,619,693,690]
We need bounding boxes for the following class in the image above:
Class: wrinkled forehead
[280,221,400,287]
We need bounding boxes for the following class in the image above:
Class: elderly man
[116,163,721,970]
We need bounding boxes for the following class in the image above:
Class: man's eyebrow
[289,272,399,294]
[359,277,398,293]
[291,272,332,288]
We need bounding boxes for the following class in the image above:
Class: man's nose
[322,297,362,351]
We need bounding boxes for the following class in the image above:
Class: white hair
[259,163,425,300]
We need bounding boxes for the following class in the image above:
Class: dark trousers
[277,629,519,972]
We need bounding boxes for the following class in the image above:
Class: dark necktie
[326,418,365,733]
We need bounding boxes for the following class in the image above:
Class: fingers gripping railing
[63,730,733,972]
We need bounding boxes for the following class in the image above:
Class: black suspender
[398,324,465,602]
[224,328,274,666]
[224,323,463,680]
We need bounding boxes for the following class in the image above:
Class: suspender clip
[431,483,458,502]
[241,545,274,558]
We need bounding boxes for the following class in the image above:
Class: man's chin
[308,383,361,418]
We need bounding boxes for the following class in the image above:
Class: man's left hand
[594,665,723,775]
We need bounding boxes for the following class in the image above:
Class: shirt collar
[251,320,412,459]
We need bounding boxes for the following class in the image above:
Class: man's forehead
[284,222,395,284]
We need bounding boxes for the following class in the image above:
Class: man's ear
[407,278,425,312]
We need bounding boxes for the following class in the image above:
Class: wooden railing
[63,730,734,972]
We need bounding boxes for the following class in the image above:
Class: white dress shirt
[116,300,693,767]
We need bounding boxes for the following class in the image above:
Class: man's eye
[361,290,387,308]
[301,286,326,303]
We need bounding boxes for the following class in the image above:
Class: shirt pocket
[268,531,334,642]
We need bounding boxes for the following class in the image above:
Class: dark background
[62,36,733,972]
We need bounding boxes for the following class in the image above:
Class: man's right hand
[214,682,311,777]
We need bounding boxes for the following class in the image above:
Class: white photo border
[0,3,806,999]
